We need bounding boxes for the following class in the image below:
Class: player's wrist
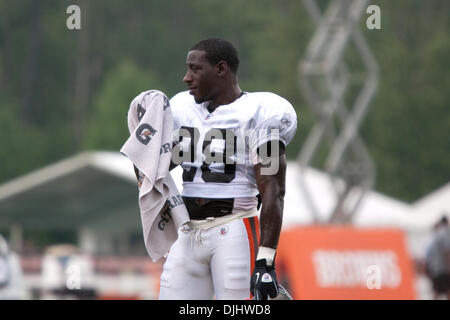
[256,246,276,267]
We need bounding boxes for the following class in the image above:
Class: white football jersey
[170,91,297,199]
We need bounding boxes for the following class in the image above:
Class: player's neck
[207,84,242,113]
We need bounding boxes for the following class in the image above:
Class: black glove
[250,259,278,300]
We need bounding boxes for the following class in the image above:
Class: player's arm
[254,141,286,250]
[251,141,287,300]
[133,165,142,188]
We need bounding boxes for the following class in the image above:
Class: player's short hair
[190,38,240,74]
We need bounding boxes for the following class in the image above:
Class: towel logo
[160,143,171,155]
[137,104,146,121]
[163,96,170,111]
[136,123,156,145]
[158,196,184,231]
[158,207,172,231]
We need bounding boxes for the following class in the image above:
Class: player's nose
[183,70,192,84]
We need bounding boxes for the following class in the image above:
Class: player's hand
[250,259,278,300]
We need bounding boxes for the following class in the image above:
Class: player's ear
[216,60,228,77]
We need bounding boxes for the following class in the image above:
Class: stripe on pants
[243,216,260,273]
[244,216,260,299]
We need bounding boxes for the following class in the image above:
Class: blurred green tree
[83,60,162,150]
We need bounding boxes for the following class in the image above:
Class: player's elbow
[276,185,285,204]
[266,179,285,203]
[279,186,286,199]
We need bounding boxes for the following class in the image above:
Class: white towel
[120,90,190,261]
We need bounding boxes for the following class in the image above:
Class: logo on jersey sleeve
[281,117,291,126]
[278,113,297,145]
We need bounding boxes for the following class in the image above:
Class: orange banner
[276,226,416,300]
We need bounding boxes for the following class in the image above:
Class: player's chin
[193,94,205,104]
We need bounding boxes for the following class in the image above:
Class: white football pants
[158,212,259,300]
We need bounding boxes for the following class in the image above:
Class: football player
[159,38,297,300]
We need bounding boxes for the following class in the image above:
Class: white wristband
[257,246,276,266]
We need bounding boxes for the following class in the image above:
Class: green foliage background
[0,0,449,202]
